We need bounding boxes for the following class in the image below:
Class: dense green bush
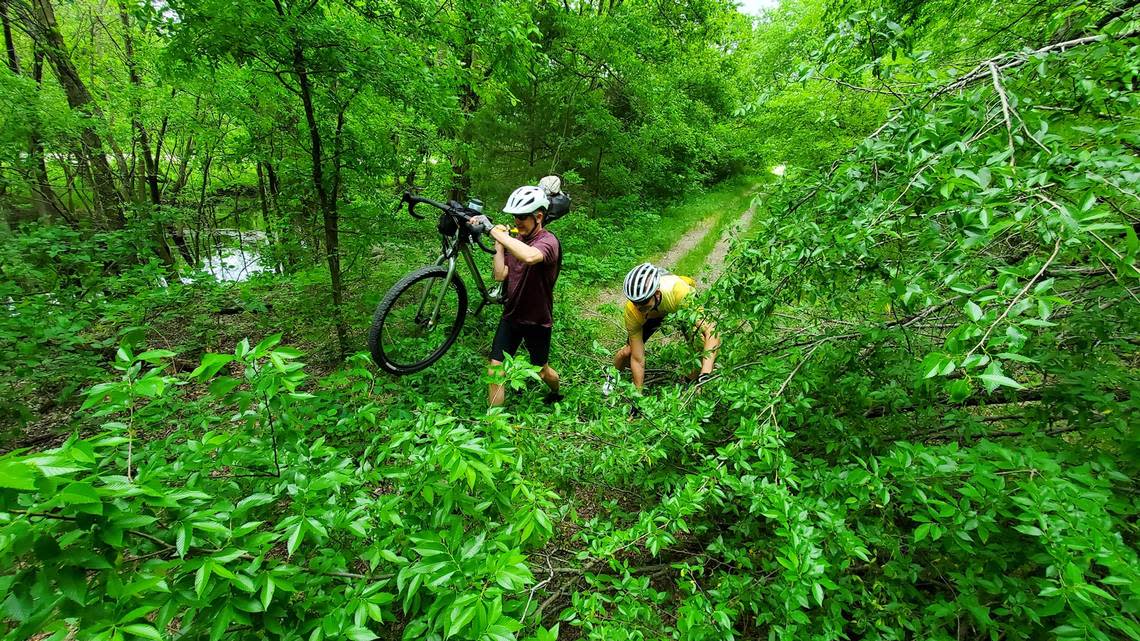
[2,1,1138,640]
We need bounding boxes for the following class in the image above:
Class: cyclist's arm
[695,318,720,375]
[492,240,508,281]
[629,331,647,389]
[490,225,543,265]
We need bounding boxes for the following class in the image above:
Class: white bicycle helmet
[502,185,550,215]
[624,262,661,304]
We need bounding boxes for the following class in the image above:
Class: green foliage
[2,1,1140,640]
[0,340,554,640]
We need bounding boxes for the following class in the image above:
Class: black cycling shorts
[631,316,693,344]
[490,318,552,366]
[640,316,664,343]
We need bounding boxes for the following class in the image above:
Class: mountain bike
[368,191,502,375]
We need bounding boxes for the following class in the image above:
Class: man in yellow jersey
[611,262,720,391]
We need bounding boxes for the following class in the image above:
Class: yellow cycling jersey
[624,274,696,335]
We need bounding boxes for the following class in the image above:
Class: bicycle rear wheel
[368,265,468,375]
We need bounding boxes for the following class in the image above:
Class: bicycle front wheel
[368,265,468,375]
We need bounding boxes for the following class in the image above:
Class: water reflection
[191,230,269,283]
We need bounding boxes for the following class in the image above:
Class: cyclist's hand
[469,215,493,233]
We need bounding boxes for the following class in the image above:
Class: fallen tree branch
[988,62,1017,165]
[760,341,823,416]
[964,236,1063,361]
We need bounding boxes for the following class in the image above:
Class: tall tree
[11,0,125,229]
[117,1,176,272]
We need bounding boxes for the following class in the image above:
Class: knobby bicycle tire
[368,265,468,375]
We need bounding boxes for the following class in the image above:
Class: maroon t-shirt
[503,229,561,327]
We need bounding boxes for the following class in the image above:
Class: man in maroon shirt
[483,185,562,407]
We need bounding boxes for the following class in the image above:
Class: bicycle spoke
[378,274,462,369]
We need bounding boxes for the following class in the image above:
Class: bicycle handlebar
[398,191,495,254]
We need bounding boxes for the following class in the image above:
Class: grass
[672,176,767,277]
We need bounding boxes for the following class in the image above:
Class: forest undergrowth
[1,2,1138,641]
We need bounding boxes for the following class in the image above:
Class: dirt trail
[656,217,716,271]
[698,201,756,286]
[595,201,755,303]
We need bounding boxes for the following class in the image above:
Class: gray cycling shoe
[601,370,617,396]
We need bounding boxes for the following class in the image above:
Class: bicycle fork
[415,255,459,328]
[461,245,502,317]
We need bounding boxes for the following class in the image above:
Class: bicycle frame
[411,229,503,328]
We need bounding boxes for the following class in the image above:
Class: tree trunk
[118,2,175,274]
[264,160,296,270]
[449,14,480,203]
[16,0,124,229]
[1,0,20,74]
[4,7,66,222]
[256,161,285,273]
[30,50,67,223]
[291,38,348,358]
[168,135,194,203]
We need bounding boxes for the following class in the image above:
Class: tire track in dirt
[697,200,756,286]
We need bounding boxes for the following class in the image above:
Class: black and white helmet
[502,185,550,215]
[624,262,661,304]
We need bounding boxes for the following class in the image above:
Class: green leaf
[236,493,275,513]
[195,563,211,598]
[208,606,232,641]
[813,582,824,606]
[379,549,405,564]
[914,523,931,542]
[135,350,176,364]
[190,353,234,380]
[713,610,731,629]
[0,461,37,490]
[58,566,88,604]
[59,481,101,505]
[1014,524,1043,537]
[120,624,162,641]
[176,524,190,558]
[448,602,477,637]
[979,373,1024,391]
[996,352,1037,363]
[253,333,283,357]
[974,167,991,189]
[261,577,276,610]
[1052,625,1084,638]
[286,522,305,557]
[964,300,983,321]
[346,628,377,641]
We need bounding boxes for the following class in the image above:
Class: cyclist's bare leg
[539,364,560,394]
[613,344,632,371]
[488,359,506,407]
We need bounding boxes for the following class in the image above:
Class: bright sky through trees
[737,0,780,16]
